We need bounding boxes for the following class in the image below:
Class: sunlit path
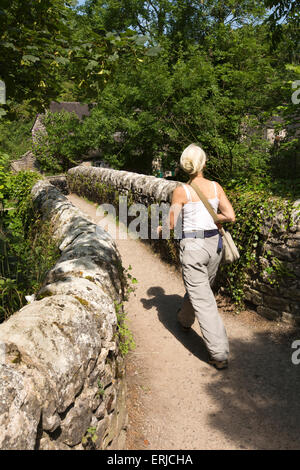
[68,193,300,451]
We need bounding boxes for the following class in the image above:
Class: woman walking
[162,144,236,370]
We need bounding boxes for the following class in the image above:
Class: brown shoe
[177,320,191,331]
[208,358,228,370]
[177,308,191,330]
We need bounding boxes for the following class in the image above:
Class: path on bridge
[68,194,300,450]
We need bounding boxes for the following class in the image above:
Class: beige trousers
[178,235,229,362]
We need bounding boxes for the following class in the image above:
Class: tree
[264,0,300,52]
[82,0,267,44]
[265,0,299,27]
[262,0,299,178]
[0,0,151,114]
[80,22,290,180]
[0,0,76,115]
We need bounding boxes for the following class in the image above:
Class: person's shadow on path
[141,286,208,363]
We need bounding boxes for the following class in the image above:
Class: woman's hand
[157,225,163,237]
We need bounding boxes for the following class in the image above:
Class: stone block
[257,306,281,321]
[263,295,290,312]
[290,302,300,316]
[258,283,280,296]
[60,399,93,447]
[244,288,263,306]
[282,312,300,326]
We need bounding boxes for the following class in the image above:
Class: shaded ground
[68,194,300,450]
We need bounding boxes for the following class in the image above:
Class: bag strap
[188,181,224,233]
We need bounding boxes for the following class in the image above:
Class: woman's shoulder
[172,184,189,202]
[213,181,224,192]
[204,179,224,199]
[173,183,188,192]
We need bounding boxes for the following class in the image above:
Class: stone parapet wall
[243,204,300,323]
[67,165,180,205]
[47,174,69,195]
[67,166,300,324]
[0,180,127,450]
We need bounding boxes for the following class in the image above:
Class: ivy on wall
[217,186,296,308]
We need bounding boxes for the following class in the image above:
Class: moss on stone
[74,296,90,307]
[37,291,54,300]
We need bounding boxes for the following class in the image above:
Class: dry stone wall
[67,166,300,325]
[0,180,127,450]
[243,204,300,323]
[10,150,40,173]
[68,166,179,205]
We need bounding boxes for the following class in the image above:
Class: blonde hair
[180,144,206,175]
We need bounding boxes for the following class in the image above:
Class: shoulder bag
[189,181,240,264]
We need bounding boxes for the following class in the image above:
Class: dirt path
[68,194,300,450]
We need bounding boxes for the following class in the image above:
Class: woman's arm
[216,183,236,223]
[169,186,186,230]
[157,186,186,235]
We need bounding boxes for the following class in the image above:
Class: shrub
[0,118,34,160]
[0,169,60,322]
[80,33,288,182]
[33,111,91,174]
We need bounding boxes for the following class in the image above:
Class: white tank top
[182,182,219,231]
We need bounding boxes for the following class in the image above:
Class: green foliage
[83,0,267,42]
[0,152,11,173]
[264,0,299,50]
[262,255,296,287]
[113,264,137,357]
[78,25,290,179]
[2,0,298,185]
[0,169,60,322]
[0,0,151,116]
[65,1,297,183]
[96,379,105,397]
[0,118,34,160]
[121,264,138,301]
[33,111,91,174]
[0,0,73,116]
[268,64,300,180]
[114,300,136,357]
[64,28,153,103]
[82,427,98,446]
